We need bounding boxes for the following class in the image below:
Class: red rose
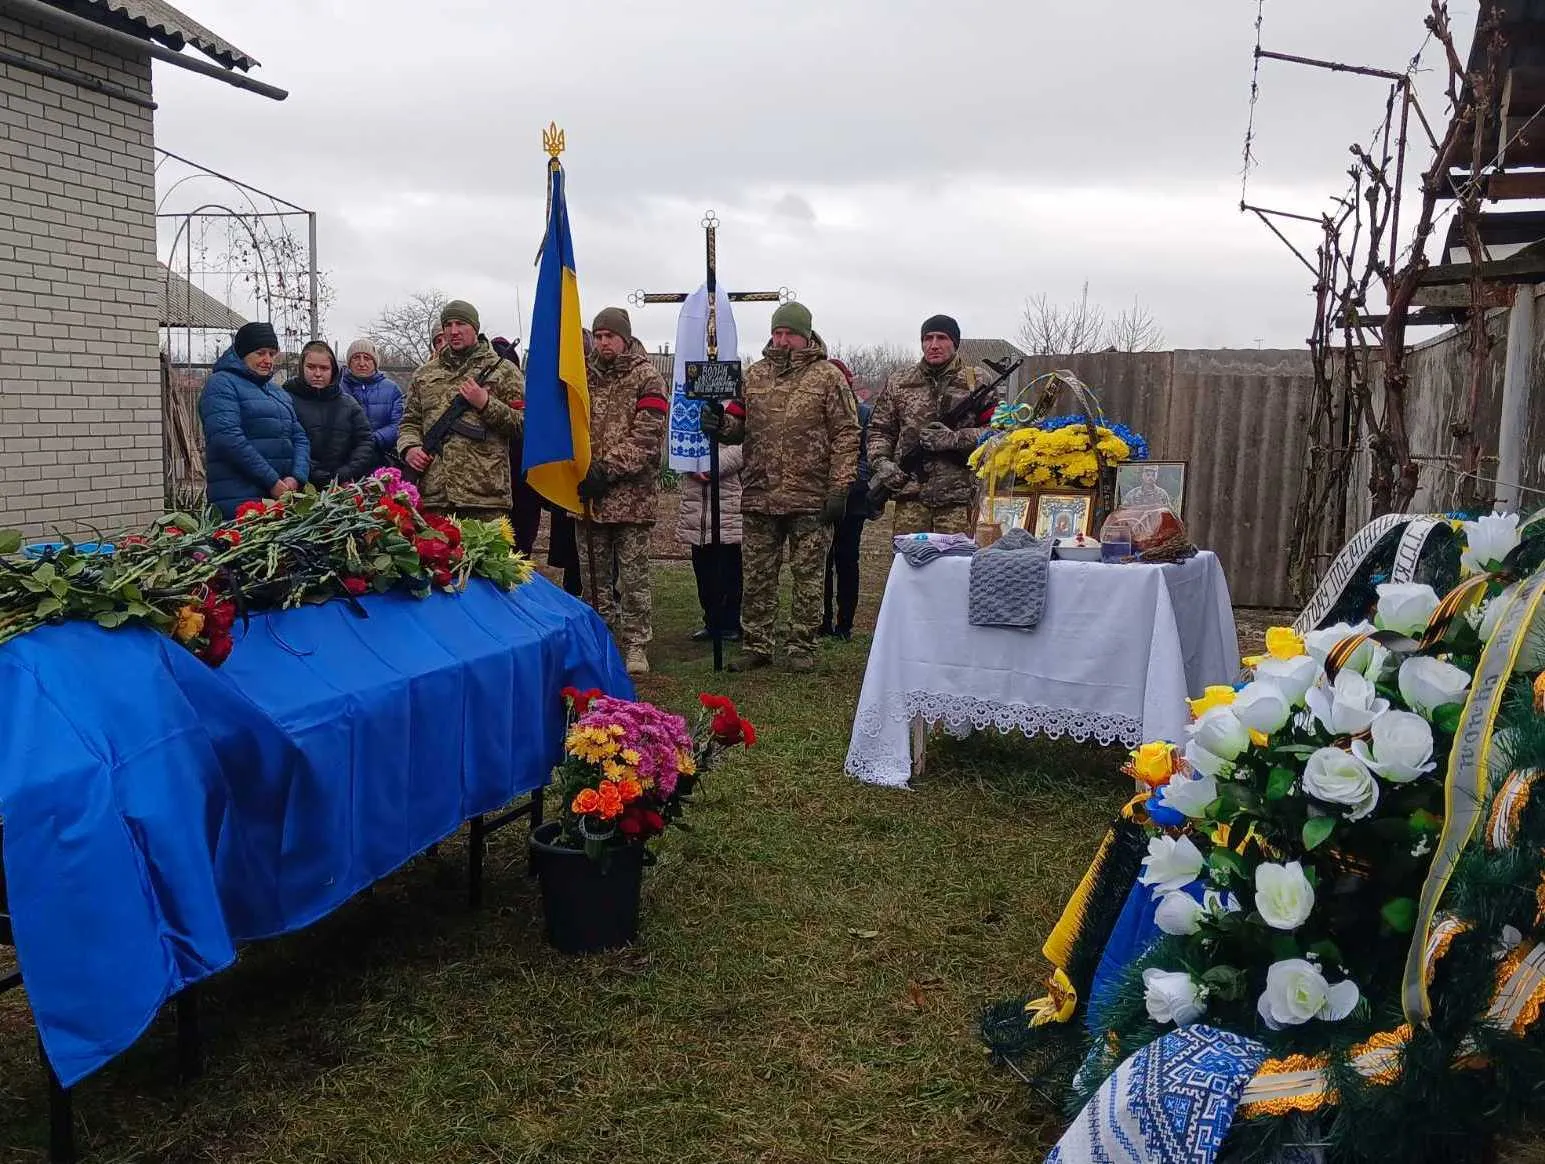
[165,526,185,538]
[342,576,369,596]
[432,568,453,588]
[213,528,241,546]
[202,632,233,666]
[206,601,236,634]
[415,537,453,569]
[641,810,665,835]
[618,813,644,838]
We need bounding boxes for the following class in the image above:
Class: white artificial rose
[1257,959,1360,1029]
[1375,583,1441,637]
[1478,582,1545,672]
[1154,891,1205,936]
[1160,771,1218,819]
[1398,655,1472,719]
[1305,669,1390,737]
[1461,512,1521,575]
[1253,861,1316,931]
[1256,654,1321,706]
[1184,740,1231,779]
[1143,967,1206,1026]
[1304,621,1376,670]
[1138,834,1205,895]
[1191,706,1250,761]
[1233,681,1293,735]
[1302,747,1380,820]
[1350,710,1436,783]
[1361,642,1397,685]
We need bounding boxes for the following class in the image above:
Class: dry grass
[0,546,1132,1162]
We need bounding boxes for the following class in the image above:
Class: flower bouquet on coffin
[529,689,756,953]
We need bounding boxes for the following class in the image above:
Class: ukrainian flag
[523,159,591,513]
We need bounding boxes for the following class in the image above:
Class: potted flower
[529,689,756,953]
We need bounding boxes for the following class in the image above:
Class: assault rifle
[868,355,1023,516]
[396,344,514,483]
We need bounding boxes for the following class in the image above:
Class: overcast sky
[150,0,1476,356]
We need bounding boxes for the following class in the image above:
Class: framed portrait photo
[1114,461,1188,519]
[1033,492,1094,539]
[987,495,1031,532]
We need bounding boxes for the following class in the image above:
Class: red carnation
[699,692,736,714]
[213,528,241,546]
[203,632,233,666]
[165,526,185,538]
[206,601,236,634]
[711,709,744,745]
[342,576,369,596]
[235,500,266,522]
[740,718,757,747]
[565,687,602,715]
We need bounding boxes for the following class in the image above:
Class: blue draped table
[0,577,629,1087]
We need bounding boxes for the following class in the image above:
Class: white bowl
[1053,540,1102,562]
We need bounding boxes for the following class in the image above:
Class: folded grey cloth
[968,527,1054,629]
[893,532,978,568]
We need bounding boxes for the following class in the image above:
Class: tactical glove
[869,461,909,498]
[918,421,959,453]
[821,488,848,526]
[698,401,725,437]
[577,464,613,502]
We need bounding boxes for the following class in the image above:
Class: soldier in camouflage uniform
[702,301,859,673]
[398,300,525,520]
[867,314,997,535]
[576,307,669,676]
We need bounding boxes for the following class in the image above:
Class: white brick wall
[0,13,162,538]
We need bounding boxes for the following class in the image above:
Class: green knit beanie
[440,299,480,332]
[770,301,813,340]
[592,306,632,341]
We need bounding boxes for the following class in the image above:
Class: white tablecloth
[845,551,1239,788]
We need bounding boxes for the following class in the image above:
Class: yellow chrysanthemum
[495,517,515,545]
[677,749,698,776]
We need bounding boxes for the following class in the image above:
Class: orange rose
[571,788,601,815]
[596,783,624,820]
[618,778,644,805]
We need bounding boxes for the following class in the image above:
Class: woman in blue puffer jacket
[340,338,404,458]
[199,321,311,518]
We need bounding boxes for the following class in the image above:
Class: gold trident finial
[543,122,566,159]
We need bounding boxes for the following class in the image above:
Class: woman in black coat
[283,340,377,486]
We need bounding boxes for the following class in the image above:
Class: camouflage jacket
[720,332,860,515]
[867,355,997,508]
[398,338,525,513]
[587,338,669,525]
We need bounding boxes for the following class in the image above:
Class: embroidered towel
[1048,1025,1268,1164]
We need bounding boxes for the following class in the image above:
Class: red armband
[635,393,669,414]
[976,406,995,425]
[725,401,746,419]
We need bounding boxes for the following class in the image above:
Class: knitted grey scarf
[968,527,1055,630]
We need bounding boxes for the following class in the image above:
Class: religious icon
[1033,492,1094,538]
[988,496,1031,531]
[1115,461,1187,518]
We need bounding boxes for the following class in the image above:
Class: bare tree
[364,289,448,366]
[830,342,915,397]
[1017,282,1108,355]
[1107,297,1165,352]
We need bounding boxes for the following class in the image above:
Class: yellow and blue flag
[523,161,590,513]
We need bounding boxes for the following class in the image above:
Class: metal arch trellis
[153,148,323,366]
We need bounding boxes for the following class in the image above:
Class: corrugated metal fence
[1018,349,1317,609]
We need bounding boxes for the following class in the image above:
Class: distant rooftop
[157,263,247,331]
[65,0,259,70]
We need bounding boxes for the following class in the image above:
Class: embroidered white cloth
[845,551,1239,788]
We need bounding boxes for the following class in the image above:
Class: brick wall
[0,13,161,537]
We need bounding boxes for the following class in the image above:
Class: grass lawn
[0,553,1136,1163]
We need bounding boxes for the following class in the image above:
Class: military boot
[626,646,650,676]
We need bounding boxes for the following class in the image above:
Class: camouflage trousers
[893,501,973,536]
[741,511,829,663]
[579,521,653,651]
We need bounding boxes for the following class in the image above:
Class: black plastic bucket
[528,821,644,953]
